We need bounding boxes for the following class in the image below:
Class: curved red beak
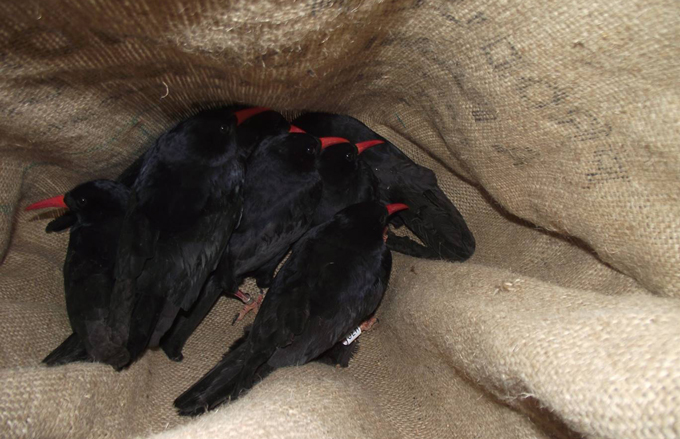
[25,194,67,211]
[386,203,409,216]
[320,137,349,150]
[289,125,306,133]
[234,107,270,126]
[355,140,385,154]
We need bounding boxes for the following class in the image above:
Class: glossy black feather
[109,107,253,367]
[44,334,87,367]
[42,331,92,366]
[41,179,132,368]
[174,201,393,416]
[41,149,146,367]
[313,141,379,225]
[161,132,323,361]
[293,113,475,261]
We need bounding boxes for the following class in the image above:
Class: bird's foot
[382,227,388,243]
[360,316,379,332]
[233,289,252,304]
[232,291,264,325]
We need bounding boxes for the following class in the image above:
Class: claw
[232,292,264,325]
[360,316,378,332]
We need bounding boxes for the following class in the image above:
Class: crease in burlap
[1,0,678,438]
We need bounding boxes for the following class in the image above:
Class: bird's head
[337,201,409,242]
[281,132,321,172]
[237,110,290,155]
[277,126,360,173]
[167,107,268,162]
[25,179,129,231]
[316,137,381,184]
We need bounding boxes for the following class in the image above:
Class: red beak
[289,125,306,133]
[320,137,349,150]
[355,140,385,154]
[25,194,67,211]
[386,203,409,216]
[234,107,270,126]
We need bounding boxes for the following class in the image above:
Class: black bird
[33,147,149,367]
[174,201,408,416]
[160,130,350,361]
[26,180,131,367]
[108,106,266,369]
[293,113,475,262]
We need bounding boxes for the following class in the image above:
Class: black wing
[255,226,389,368]
[231,179,322,278]
[110,158,243,365]
[174,220,390,415]
[64,222,126,365]
[386,182,475,261]
[160,158,320,360]
[294,113,475,262]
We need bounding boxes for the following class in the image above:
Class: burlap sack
[1,0,678,438]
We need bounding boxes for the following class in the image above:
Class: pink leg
[233,290,251,304]
[360,315,379,332]
[232,291,265,324]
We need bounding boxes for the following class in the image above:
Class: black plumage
[42,333,90,366]
[161,129,324,361]
[161,129,380,360]
[108,107,265,369]
[174,201,407,416]
[293,113,475,262]
[26,180,131,367]
[312,137,381,225]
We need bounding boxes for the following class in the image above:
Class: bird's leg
[383,226,389,243]
[232,289,265,325]
[233,289,251,304]
[360,315,379,332]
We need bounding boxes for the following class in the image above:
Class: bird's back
[252,214,389,367]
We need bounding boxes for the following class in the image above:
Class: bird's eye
[306,145,315,155]
[345,152,353,161]
[219,125,227,133]
[77,197,87,208]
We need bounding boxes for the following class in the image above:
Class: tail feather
[126,294,168,362]
[82,318,130,369]
[148,301,180,347]
[161,271,234,361]
[174,339,275,416]
[42,333,92,366]
[174,342,249,416]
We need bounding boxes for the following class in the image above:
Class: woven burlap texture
[1,0,678,438]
